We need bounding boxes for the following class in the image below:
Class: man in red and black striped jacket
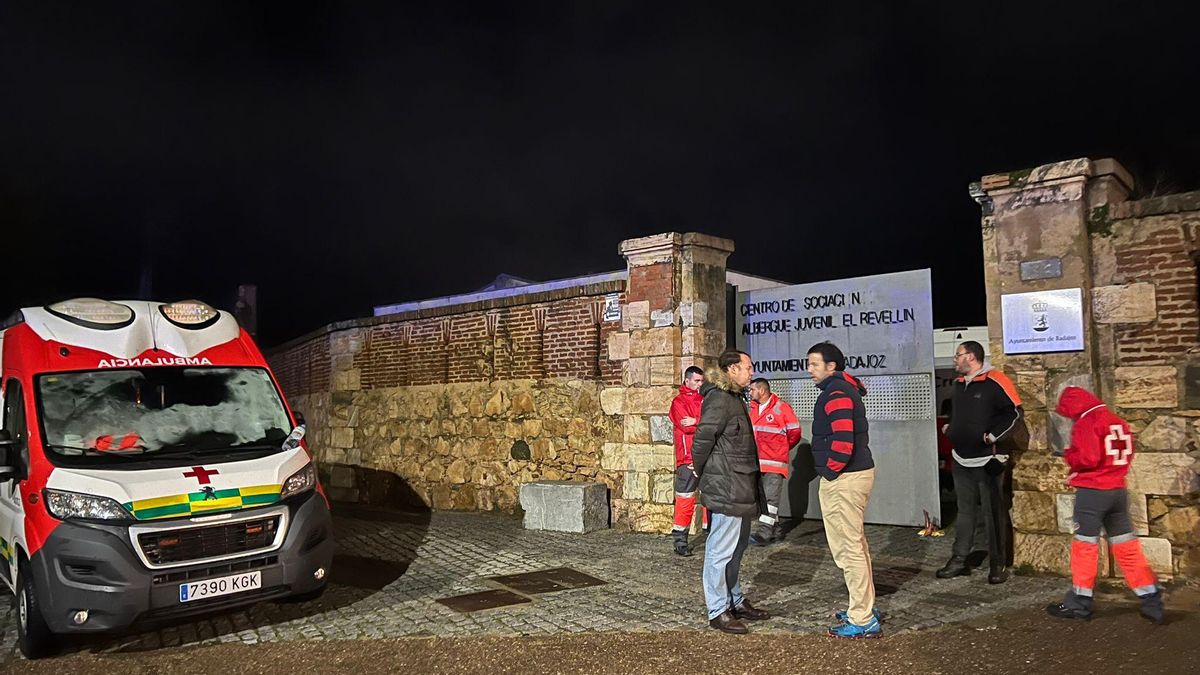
[808,342,879,639]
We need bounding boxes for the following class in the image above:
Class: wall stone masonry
[976,158,1200,579]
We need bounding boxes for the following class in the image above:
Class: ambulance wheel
[16,558,57,659]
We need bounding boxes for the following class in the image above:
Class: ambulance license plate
[179,571,262,603]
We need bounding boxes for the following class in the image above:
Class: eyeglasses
[952,352,968,359]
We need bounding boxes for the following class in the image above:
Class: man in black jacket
[693,350,770,634]
[936,340,1021,584]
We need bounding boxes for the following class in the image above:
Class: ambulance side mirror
[293,411,306,427]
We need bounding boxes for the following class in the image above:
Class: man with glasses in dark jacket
[693,350,770,634]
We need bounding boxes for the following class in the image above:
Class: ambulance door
[0,378,28,587]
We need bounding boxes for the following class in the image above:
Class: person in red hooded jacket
[670,366,707,556]
[748,378,802,545]
[1046,386,1164,623]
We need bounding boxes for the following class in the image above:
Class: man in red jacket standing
[670,366,706,556]
[1046,386,1164,623]
[748,378,802,545]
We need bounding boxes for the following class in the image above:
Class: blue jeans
[703,512,751,619]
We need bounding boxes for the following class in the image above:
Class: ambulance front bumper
[27,489,334,634]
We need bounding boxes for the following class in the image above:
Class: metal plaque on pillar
[1001,288,1084,354]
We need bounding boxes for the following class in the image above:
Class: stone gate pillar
[973,158,1134,574]
[600,232,735,532]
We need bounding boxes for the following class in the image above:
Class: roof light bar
[160,300,220,328]
[45,298,134,329]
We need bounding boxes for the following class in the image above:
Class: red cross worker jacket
[749,393,802,476]
[1056,386,1134,490]
[670,385,704,467]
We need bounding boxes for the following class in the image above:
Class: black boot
[672,533,691,557]
[1139,591,1165,625]
[936,556,970,578]
[988,564,1009,584]
[749,523,776,546]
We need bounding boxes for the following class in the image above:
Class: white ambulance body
[0,299,333,658]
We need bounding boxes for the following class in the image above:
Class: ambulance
[0,298,334,658]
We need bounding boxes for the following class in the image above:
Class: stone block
[1056,493,1074,534]
[485,389,511,416]
[1139,416,1189,451]
[1128,492,1150,536]
[1114,366,1178,409]
[1092,283,1156,324]
[600,387,626,415]
[329,465,357,489]
[1014,371,1048,410]
[649,356,679,385]
[629,327,682,358]
[625,501,676,533]
[1139,537,1173,578]
[333,369,361,391]
[679,301,709,328]
[622,301,650,331]
[1012,454,1070,492]
[1012,490,1059,534]
[607,332,630,361]
[519,481,610,533]
[1163,505,1200,546]
[600,443,674,472]
[651,309,675,328]
[330,427,356,449]
[625,386,678,415]
[650,415,674,443]
[1126,452,1198,495]
[650,472,675,504]
[681,327,726,358]
[623,416,651,444]
[1013,532,1071,575]
[622,358,651,386]
[622,471,650,500]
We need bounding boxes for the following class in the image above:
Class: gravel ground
[8,587,1197,675]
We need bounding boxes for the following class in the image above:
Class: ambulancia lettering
[97,355,213,365]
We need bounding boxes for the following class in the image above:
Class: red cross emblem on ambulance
[183,466,220,485]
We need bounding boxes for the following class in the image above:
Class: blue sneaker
[828,615,882,639]
[835,607,882,624]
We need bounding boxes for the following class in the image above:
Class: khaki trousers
[818,468,876,625]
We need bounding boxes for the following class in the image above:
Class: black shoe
[673,538,691,557]
[709,610,749,634]
[936,556,970,579]
[733,601,770,621]
[988,566,1009,584]
[1140,591,1165,625]
[1046,602,1091,621]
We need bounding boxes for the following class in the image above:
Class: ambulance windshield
[36,367,294,466]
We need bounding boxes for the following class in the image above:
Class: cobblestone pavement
[0,507,1065,664]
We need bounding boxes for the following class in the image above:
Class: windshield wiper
[44,444,147,458]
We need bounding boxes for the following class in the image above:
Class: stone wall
[975,159,1200,578]
[291,379,623,514]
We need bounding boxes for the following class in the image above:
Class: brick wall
[271,333,331,397]
[1108,200,1200,365]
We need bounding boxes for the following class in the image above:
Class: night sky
[3,2,1199,347]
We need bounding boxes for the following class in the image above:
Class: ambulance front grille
[138,516,281,565]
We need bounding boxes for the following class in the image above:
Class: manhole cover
[437,589,532,613]
[487,567,606,595]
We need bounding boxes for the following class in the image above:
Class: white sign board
[1001,288,1084,354]
[736,269,935,376]
[602,293,621,322]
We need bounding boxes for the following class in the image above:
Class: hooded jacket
[946,365,1022,461]
[669,384,703,467]
[750,393,802,476]
[692,366,762,518]
[811,371,874,480]
[1056,386,1133,490]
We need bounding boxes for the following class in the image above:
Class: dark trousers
[951,461,1008,567]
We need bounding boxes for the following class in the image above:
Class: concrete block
[519,480,610,533]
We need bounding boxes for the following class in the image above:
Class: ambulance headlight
[160,300,220,328]
[44,489,133,521]
[280,463,317,500]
